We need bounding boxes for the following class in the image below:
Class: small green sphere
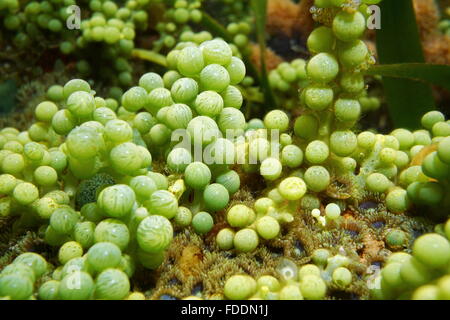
[300,274,327,300]
[216,228,235,250]
[256,216,280,240]
[86,242,122,273]
[58,241,84,265]
[233,228,259,252]
[332,267,352,288]
[95,268,130,300]
[413,233,450,269]
[94,219,130,251]
[306,53,339,83]
[137,215,173,253]
[192,211,214,234]
[203,183,230,212]
[224,275,257,300]
[59,271,94,300]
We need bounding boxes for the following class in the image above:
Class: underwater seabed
[0,0,450,301]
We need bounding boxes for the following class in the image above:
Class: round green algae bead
[264,109,289,132]
[147,172,169,190]
[216,228,235,250]
[334,98,361,122]
[332,267,352,288]
[86,242,122,273]
[437,275,450,300]
[385,229,407,248]
[192,211,214,234]
[167,148,193,173]
[400,256,432,288]
[421,111,445,130]
[422,151,449,180]
[438,137,450,164]
[51,109,76,135]
[0,274,33,300]
[260,158,282,181]
[66,91,95,118]
[306,53,339,83]
[195,90,224,117]
[338,40,368,68]
[137,215,173,253]
[50,207,80,235]
[97,184,136,218]
[227,204,255,228]
[73,221,95,249]
[330,130,357,157]
[307,26,335,53]
[215,170,240,194]
[305,140,329,164]
[35,101,58,122]
[234,228,259,252]
[184,162,211,190]
[381,262,403,289]
[1,263,35,283]
[294,114,319,140]
[201,39,232,66]
[38,280,60,300]
[224,275,257,300]
[203,183,229,212]
[65,126,101,160]
[104,119,133,143]
[386,188,410,214]
[257,275,281,292]
[59,271,94,300]
[366,173,391,193]
[170,77,198,103]
[130,175,157,199]
[280,284,304,300]
[226,56,246,85]
[412,233,450,269]
[174,206,193,227]
[256,216,280,240]
[187,116,221,146]
[332,11,366,42]
[95,268,130,300]
[304,85,334,111]
[312,248,330,266]
[221,85,243,109]
[281,145,303,168]
[177,46,204,76]
[304,166,330,192]
[94,218,130,251]
[139,72,164,92]
[325,203,341,220]
[298,264,321,281]
[127,292,146,300]
[278,177,307,201]
[200,64,230,92]
[387,252,412,265]
[110,142,146,176]
[63,79,91,100]
[217,107,246,135]
[300,274,327,300]
[13,182,39,205]
[412,285,440,300]
[58,241,83,265]
[147,190,178,219]
[34,165,58,186]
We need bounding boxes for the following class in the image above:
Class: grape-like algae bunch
[0,0,450,301]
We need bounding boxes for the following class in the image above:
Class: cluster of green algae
[0,0,450,300]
